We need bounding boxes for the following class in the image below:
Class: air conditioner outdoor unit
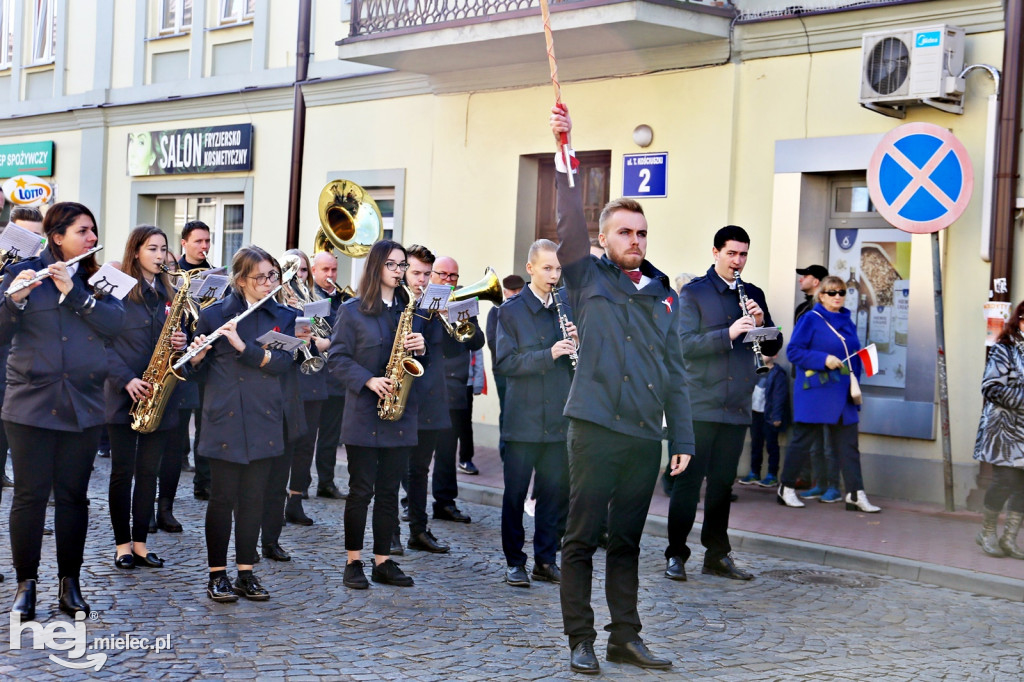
[860,24,966,118]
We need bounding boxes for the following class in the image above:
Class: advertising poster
[829,228,911,389]
[127,124,253,176]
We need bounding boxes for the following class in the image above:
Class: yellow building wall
[64,0,97,96]
[110,0,138,90]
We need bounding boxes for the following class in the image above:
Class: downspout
[285,0,313,250]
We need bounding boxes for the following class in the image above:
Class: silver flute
[4,245,104,297]
[733,269,769,375]
[552,285,578,371]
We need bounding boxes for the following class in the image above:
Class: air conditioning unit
[860,25,966,118]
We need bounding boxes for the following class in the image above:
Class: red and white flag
[853,344,879,377]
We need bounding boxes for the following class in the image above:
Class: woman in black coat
[1,202,125,620]
[328,239,424,590]
[105,225,188,571]
[186,246,296,603]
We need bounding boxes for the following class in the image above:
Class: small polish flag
[854,344,879,377]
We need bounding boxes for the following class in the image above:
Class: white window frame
[159,0,193,36]
[218,0,255,26]
[0,0,13,69]
[31,0,56,65]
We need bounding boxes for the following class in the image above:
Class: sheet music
[742,327,781,344]
[303,298,331,319]
[295,317,313,337]
[88,263,138,301]
[419,283,452,311]
[191,275,230,302]
[254,331,303,352]
[0,223,46,259]
[446,298,479,324]
[197,267,228,279]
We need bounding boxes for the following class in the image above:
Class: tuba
[436,267,503,342]
[313,180,383,258]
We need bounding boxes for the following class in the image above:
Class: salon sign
[127,124,253,176]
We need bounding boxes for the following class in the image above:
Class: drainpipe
[285,0,312,250]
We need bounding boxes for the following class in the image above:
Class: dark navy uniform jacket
[174,255,210,411]
[494,288,574,443]
[678,265,782,425]
[328,297,426,448]
[315,282,351,398]
[104,280,189,431]
[555,172,695,453]
[0,251,125,431]
[412,313,450,432]
[442,315,485,410]
[189,291,297,464]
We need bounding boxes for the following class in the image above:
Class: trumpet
[4,245,104,297]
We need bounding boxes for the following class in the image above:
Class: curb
[456,481,1024,602]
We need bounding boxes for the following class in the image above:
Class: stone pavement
[1,451,1024,680]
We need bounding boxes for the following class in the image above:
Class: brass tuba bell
[313,179,384,259]
[436,267,503,342]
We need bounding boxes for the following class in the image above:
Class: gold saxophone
[377,284,424,421]
[130,268,203,433]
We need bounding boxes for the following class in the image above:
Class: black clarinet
[733,269,769,375]
[552,286,578,371]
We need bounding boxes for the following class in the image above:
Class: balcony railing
[348,0,733,39]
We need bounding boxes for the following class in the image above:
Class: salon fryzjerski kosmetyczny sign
[127,124,253,176]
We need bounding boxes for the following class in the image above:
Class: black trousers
[458,387,475,464]
[159,417,187,500]
[0,416,9,477]
[984,465,1024,513]
[749,415,781,478]
[781,422,864,493]
[560,420,660,649]
[406,430,439,536]
[666,421,748,564]
[345,445,410,556]
[432,410,464,511]
[206,457,272,567]
[288,400,323,493]
[192,392,211,493]
[495,375,507,461]
[108,424,167,545]
[315,394,345,488]
[502,441,569,567]
[260,454,291,548]
[6,422,101,582]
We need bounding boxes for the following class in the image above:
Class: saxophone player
[105,226,189,571]
[328,240,425,590]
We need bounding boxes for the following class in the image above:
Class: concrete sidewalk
[451,444,1024,602]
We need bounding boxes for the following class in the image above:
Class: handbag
[812,311,863,406]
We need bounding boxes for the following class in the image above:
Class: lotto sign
[867,122,973,234]
[622,153,667,198]
[1,175,53,207]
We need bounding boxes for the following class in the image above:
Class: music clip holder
[742,327,780,344]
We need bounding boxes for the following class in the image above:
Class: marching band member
[178,220,212,500]
[494,239,574,587]
[185,246,296,603]
[2,202,125,620]
[105,226,187,570]
[329,240,425,589]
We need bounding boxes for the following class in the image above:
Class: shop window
[31,0,56,65]
[219,0,255,25]
[535,151,611,242]
[159,0,193,35]
[0,0,13,69]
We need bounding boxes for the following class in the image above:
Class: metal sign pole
[933,232,954,511]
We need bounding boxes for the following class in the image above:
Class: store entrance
[154,194,244,267]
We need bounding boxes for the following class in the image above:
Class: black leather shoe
[665,556,687,581]
[194,488,210,501]
[12,579,36,621]
[702,555,754,581]
[505,565,530,587]
[433,505,471,523]
[263,543,291,562]
[148,511,158,534]
[285,496,314,526]
[532,563,561,583]
[207,574,238,603]
[408,530,449,553]
[157,498,183,533]
[372,559,414,586]
[58,577,90,617]
[132,551,165,568]
[570,640,600,675]
[233,573,270,601]
[316,484,346,500]
[115,553,135,570]
[390,533,405,557]
[606,639,672,669]
[343,560,369,589]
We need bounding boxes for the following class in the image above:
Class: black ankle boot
[157,497,183,533]
[149,505,158,533]
[12,579,36,621]
[284,494,314,526]
[58,576,89,617]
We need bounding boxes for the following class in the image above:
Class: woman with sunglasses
[328,240,425,589]
[777,275,880,512]
[185,246,297,602]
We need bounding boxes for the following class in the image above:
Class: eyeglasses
[248,271,281,285]
[384,261,410,272]
[821,290,846,297]
[434,271,459,282]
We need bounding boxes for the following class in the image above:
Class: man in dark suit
[486,274,524,463]
[668,225,783,583]
[550,107,694,674]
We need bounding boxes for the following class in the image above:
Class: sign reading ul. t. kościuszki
[127,124,253,176]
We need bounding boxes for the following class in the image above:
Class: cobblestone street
[1,455,1022,680]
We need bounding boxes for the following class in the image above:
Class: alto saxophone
[130,268,203,433]
[377,284,425,421]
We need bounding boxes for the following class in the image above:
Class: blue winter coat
[787,303,862,425]
[0,251,125,431]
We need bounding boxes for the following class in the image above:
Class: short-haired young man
[494,239,574,588]
[179,221,212,271]
[668,225,783,583]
